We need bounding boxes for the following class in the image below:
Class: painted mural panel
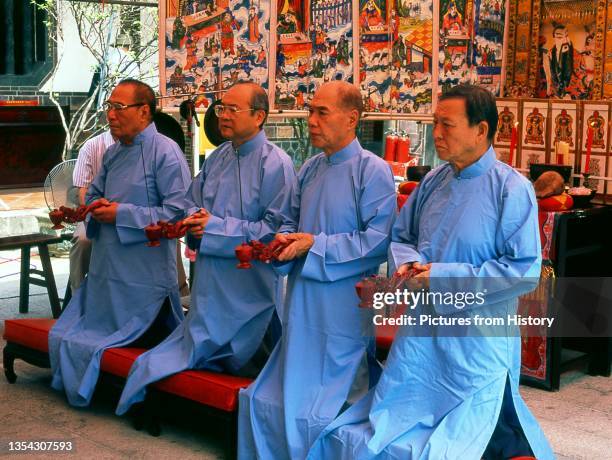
[512,0,534,85]
[495,100,519,146]
[472,0,505,95]
[438,0,473,93]
[604,2,612,98]
[522,100,548,151]
[550,102,577,153]
[359,0,393,112]
[274,0,353,110]
[395,0,433,113]
[582,103,609,154]
[536,0,597,100]
[359,0,433,114]
[161,0,270,108]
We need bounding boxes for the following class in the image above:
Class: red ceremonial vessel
[234,239,291,269]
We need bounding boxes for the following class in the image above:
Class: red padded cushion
[100,347,146,378]
[99,347,251,411]
[154,370,252,412]
[3,318,56,352]
[4,319,253,412]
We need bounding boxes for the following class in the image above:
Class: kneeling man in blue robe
[49,79,193,407]
[307,84,554,459]
[115,81,296,416]
[238,81,397,460]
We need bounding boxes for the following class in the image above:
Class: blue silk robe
[307,147,555,459]
[238,139,397,460]
[49,123,191,407]
[115,130,296,415]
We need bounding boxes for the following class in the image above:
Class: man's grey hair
[232,80,269,129]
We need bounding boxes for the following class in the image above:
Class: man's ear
[255,109,266,128]
[478,121,489,142]
[142,104,152,122]
[348,109,359,130]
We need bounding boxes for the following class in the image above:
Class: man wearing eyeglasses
[115,81,296,417]
[49,79,193,408]
[238,80,397,460]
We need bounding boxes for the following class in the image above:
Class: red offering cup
[49,209,65,230]
[145,223,163,247]
[235,242,254,269]
[248,240,267,262]
[355,276,378,308]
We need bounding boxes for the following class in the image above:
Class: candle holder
[582,172,591,188]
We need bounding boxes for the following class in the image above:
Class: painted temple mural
[160,0,511,111]
[536,1,597,100]
[158,0,612,112]
[437,0,505,96]
[472,0,505,95]
[275,0,353,110]
[160,0,507,111]
[162,0,271,108]
[505,0,611,100]
[359,0,433,114]
[438,0,472,92]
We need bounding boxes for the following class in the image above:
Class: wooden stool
[0,233,63,318]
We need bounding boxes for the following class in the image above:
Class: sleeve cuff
[199,214,238,258]
[388,242,423,273]
[202,214,225,236]
[115,203,148,245]
[300,233,327,281]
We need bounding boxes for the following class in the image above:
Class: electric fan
[43,159,79,211]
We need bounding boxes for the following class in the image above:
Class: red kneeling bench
[3,318,252,458]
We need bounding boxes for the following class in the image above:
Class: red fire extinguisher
[384,131,398,162]
[396,132,411,163]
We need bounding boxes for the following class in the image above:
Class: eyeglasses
[214,105,255,117]
[103,101,145,112]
